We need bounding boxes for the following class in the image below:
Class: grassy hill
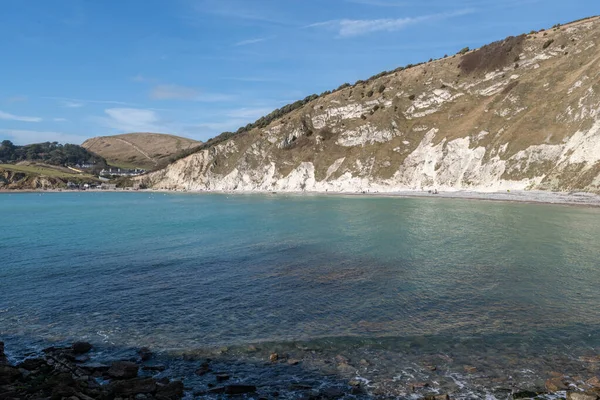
[82,133,201,170]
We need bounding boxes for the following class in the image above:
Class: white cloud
[0,129,86,145]
[234,37,270,46]
[227,107,273,119]
[62,101,84,108]
[0,110,42,122]
[308,9,473,37]
[150,84,199,100]
[45,97,135,107]
[102,108,162,132]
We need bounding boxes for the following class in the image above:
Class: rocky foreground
[3,340,600,399]
[0,341,185,400]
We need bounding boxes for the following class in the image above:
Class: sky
[0,0,597,145]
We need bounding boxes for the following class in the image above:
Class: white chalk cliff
[144,17,600,194]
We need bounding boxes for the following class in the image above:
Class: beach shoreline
[3,188,600,208]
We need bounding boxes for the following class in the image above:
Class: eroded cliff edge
[143,17,600,194]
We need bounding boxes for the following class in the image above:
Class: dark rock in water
[0,365,21,384]
[156,380,184,400]
[210,385,257,395]
[216,373,230,382]
[142,364,167,372]
[320,387,346,398]
[110,377,157,396]
[195,361,211,376]
[225,385,257,395]
[17,358,47,371]
[81,362,110,373]
[567,392,599,400]
[138,347,153,361]
[270,353,279,362]
[72,341,93,354]
[108,361,139,379]
[513,390,546,399]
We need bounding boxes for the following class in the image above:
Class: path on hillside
[114,138,158,166]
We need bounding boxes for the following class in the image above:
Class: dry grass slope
[82,133,201,169]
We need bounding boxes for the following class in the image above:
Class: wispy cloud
[0,110,42,122]
[150,84,199,100]
[53,117,68,122]
[149,84,235,102]
[345,0,408,6]
[5,95,28,104]
[0,129,86,145]
[234,36,272,46]
[308,9,474,37]
[227,107,274,119]
[101,108,163,133]
[62,101,84,108]
[45,97,135,107]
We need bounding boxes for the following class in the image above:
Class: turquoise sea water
[2,192,600,397]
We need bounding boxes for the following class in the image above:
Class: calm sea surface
[2,192,600,397]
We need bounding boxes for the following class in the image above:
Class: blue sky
[0,0,596,145]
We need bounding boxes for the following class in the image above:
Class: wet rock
[195,361,210,376]
[567,392,599,400]
[290,384,313,391]
[72,341,93,355]
[156,380,184,399]
[110,378,157,396]
[224,385,257,395]
[138,347,152,362]
[335,355,349,364]
[410,382,430,391]
[247,345,258,352]
[81,362,110,374]
[320,387,345,398]
[425,365,437,371]
[587,377,600,388]
[464,365,477,373]
[513,390,546,399]
[0,341,6,365]
[17,358,47,371]
[288,359,300,365]
[424,395,450,400]
[546,377,569,392]
[108,361,139,379]
[215,374,230,382]
[142,364,167,372]
[0,365,21,384]
[270,353,279,362]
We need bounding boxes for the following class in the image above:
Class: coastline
[4,188,600,208]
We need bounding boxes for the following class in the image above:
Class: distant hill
[82,133,201,170]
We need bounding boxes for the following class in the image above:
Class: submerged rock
[138,347,153,361]
[109,377,157,396]
[72,341,93,354]
[108,361,139,379]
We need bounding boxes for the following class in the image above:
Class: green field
[0,164,98,180]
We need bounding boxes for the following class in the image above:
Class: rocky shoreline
[3,340,600,399]
[0,341,184,400]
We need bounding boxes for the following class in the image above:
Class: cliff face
[145,17,600,193]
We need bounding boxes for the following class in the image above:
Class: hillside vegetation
[82,133,201,169]
[0,140,106,167]
[143,16,600,194]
